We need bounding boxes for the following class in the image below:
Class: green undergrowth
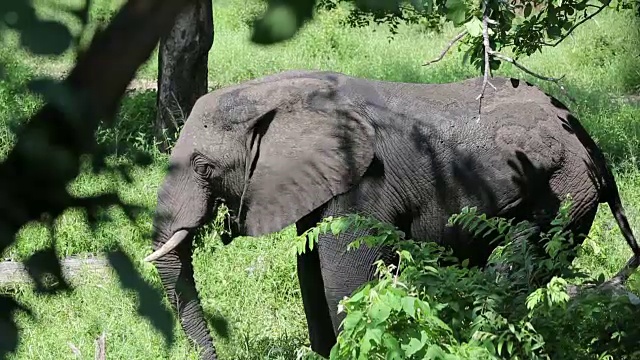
[0,0,638,359]
[295,203,640,359]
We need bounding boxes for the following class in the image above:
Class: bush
[295,198,640,359]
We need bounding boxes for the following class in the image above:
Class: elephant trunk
[150,194,218,359]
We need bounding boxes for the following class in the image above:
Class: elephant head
[143,76,375,358]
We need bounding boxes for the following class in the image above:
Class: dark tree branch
[601,255,640,289]
[422,31,467,66]
[0,0,197,356]
[567,255,640,305]
[0,0,198,250]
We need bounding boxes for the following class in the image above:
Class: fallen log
[0,256,111,286]
[95,332,106,360]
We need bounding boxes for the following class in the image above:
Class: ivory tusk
[143,229,189,262]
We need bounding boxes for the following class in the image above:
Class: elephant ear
[240,93,375,237]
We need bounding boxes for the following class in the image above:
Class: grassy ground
[0,1,639,359]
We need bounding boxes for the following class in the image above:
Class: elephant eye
[194,162,211,177]
[191,153,213,178]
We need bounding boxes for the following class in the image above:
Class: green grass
[0,0,639,358]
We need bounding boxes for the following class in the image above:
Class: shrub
[295,197,640,359]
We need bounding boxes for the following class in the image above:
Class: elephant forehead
[172,122,243,159]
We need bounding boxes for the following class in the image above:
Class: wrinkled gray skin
[145,70,640,359]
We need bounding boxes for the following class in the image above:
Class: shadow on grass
[205,310,231,339]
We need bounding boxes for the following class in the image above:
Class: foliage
[0,0,186,358]
[1,4,637,358]
[238,0,640,92]
[253,0,639,76]
[0,0,637,359]
[297,198,640,359]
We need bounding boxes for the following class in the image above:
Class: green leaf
[369,301,392,326]
[464,17,483,37]
[426,344,447,358]
[399,249,414,264]
[250,0,316,45]
[444,0,468,26]
[403,336,426,357]
[383,333,403,359]
[348,285,368,304]
[360,327,383,354]
[342,310,365,331]
[331,217,351,235]
[381,292,402,312]
[402,296,417,318]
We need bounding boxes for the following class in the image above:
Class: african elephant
[142,70,640,359]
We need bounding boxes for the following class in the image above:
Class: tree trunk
[155,0,214,152]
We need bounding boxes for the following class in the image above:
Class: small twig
[489,51,563,82]
[476,0,496,117]
[488,51,576,103]
[543,2,609,47]
[393,256,402,286]
[422,31,467,66]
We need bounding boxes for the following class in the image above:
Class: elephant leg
[316,228,397,334]
[295,222,337,357]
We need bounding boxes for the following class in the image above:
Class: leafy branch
[306,0,635,109]
[0,0,201,356]
[302,199,640,359]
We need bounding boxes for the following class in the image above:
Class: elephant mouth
[143,200,240,262]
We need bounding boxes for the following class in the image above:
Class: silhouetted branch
[601,255,640,289]
[490,51,563,82]
[566,255,640,304]
[0,0,197,356]
[489,51,576,103]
